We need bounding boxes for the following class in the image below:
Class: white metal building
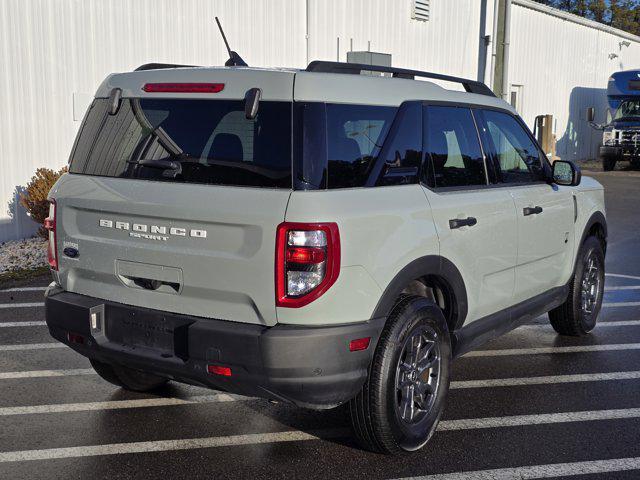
[1,0,639,241]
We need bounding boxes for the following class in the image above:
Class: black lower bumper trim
[45,288,385,409]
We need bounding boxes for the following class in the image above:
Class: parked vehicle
[592,69,640,171]
[44,60,607,454]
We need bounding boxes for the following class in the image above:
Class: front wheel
[349,296,451,454]
[549,236,605,336]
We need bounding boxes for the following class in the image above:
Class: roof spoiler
[134,63,199,72]
[306,61,496,97]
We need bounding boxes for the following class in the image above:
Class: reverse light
[44,200,58,271]
[276,223,340,308]
[349,337,371,352]
[207,365,232,377]
[142,83,225,93]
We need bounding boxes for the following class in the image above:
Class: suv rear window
[69,98,292,188]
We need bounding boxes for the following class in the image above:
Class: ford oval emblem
[63,247,79,258]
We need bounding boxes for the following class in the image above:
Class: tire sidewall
[374,297,451,452]
[572,237,605,333]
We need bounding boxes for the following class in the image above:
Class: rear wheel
[602,157,616,171]
[90,359,169,392]
[349,296,451,454]
[549,236,605,336]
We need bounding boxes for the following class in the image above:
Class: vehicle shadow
[1,185,38,242]
[556,86,608,162]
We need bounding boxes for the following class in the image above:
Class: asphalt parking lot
[1,170,639,480]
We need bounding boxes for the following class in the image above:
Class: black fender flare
[370,255,468,331]
[579,211,607,255]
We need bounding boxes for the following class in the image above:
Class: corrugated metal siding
[0,0,306,241]
[1,0,639,241]
[307,0,481,77]
[510,2,640,161]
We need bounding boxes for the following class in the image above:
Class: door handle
[449,217,478,229]
[523,206,543,216]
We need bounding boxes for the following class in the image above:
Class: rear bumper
[44,287,384,409]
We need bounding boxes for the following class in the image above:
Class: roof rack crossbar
[134,63,199,72]
[305,61,496,97]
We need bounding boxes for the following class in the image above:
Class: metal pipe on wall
[501,0,512,101]
[489,0,500,88]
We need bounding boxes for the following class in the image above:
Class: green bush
[19,167,67,239]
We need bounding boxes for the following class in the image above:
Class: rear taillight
[142,83,225,93]
[44,199,58,271]
[276,223,340,308]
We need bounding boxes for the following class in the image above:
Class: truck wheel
[90,359,169,392]
[602,158,616,171]
[549,236,605,336]
[349,296,451,454]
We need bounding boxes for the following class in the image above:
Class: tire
[602,158,616,171]
[549,236,605,336]
[349,296,451,454]
[90,359,169,392]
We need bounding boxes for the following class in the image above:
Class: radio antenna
[215,17,248,67]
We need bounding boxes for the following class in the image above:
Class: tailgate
[51,174,290,326]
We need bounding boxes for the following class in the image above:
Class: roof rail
[305,61,496,97]
[134,63,199,72]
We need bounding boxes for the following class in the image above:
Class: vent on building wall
[412,0,430,21]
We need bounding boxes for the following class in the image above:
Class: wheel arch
[370,255,468,333]
[580,211,607,256]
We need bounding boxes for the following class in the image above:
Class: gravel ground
[0,237,48,274]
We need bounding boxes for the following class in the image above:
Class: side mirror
[552,160,581,187]
[586,107,595,123]
[244,87,262,120]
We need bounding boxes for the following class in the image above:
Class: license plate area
[105,305,192,359]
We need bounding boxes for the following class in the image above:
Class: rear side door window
[478,110,545,184]
[423,106,487,188]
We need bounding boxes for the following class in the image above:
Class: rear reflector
[142,83,225,93]
[44,200,58,271]
[67,333,85,345]
[349,337,371,352]
[207,365,232,377]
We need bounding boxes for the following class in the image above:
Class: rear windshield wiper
[129,156,194,178]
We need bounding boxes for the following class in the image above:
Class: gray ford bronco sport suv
[45,60,606,454]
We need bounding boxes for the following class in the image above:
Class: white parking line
[0,343,65,352]
[2,367,640,388]
[0,429,349,463]
[607,273,640,281]
[2,407,640,463]
[0,369,94,380]
[466,343,640,357]
[0,287,47,292]
[399,457,640,480]
[603,301,640,308]
[0,393,245,416]
[0,302,44,309]
[0,321,46,328]
[438,407,640,431]
[523,320,640,329]
[451,371,640,389]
